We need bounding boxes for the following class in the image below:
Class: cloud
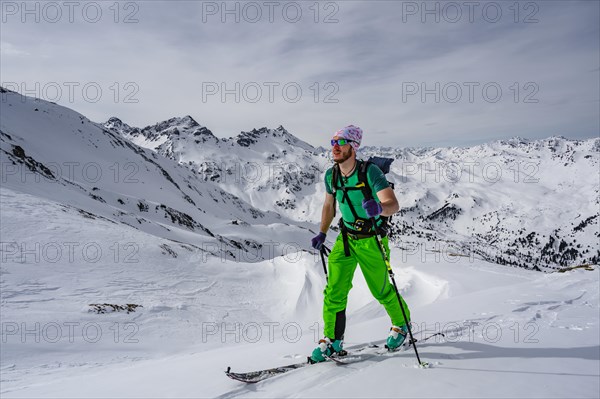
[0,42,30,57]
[0,0,598,147]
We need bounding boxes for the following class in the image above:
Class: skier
[310,125,411,362]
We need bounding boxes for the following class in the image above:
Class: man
[310,125,411,362]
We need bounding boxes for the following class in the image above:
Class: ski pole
[319,245,331,282]
[370,218,427,367]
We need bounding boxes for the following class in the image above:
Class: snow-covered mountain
[104,114,600,272]
[0,87,315,263]
[104,116,324,218]
[2,85,597,270]
[1,87,599,398]
[359,137,600,271]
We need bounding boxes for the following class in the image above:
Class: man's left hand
[362,199,382,218]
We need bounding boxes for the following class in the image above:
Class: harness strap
[331,160,389,257]
[340,221,351,257]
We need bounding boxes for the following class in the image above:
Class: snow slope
[1,187,599,398]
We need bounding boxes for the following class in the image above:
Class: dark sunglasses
[331,138,355,147]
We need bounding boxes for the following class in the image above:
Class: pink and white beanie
[334,125,363,151]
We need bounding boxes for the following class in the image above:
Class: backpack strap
[331,163,340,196]
[357,160,373,201]
[332,162,362,222]
[358,161,389,232]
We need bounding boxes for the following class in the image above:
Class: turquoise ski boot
[386,325,408,350]
[310,338,344,363]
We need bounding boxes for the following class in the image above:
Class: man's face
[332,136,354,163]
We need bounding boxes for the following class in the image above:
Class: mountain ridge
[0,87,312,264]
[101,112,600,272]
[2,87,598,271]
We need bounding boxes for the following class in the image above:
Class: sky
[1,0,599,148]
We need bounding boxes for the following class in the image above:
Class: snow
[1,187,598,398]
[1,88,599,397]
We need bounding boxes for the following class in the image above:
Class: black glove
[311,232,326,250]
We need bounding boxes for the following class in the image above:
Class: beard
[333,146,353,164]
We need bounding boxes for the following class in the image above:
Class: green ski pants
[323,233,411,340]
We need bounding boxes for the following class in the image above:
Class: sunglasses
[331,138,355,147]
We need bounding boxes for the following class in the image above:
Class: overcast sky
[1,0,598,147]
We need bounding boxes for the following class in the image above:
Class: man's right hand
[311,232,326,250]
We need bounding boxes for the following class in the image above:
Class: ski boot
[386,325,408,350]
[310,337,344,363]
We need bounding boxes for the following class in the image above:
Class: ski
[225,355,347,384]
[330,332,446,364]
[225,361,311,383]
[225,333,445,383]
